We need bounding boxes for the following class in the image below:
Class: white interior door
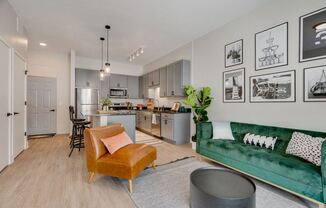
[12,52,26,158]
[27,76,57,136]
[0,40,11,171]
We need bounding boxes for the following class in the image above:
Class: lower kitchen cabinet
[136,111,152,133]
[160,113,190,144]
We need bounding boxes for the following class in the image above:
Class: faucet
[154,99,160,111]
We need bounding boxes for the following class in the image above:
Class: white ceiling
[9,0,272,65]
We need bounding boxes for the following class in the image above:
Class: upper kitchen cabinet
[100,75,110,99]
[148,69,160,87]
[109,74,128,88]
[127,76,139,99]
[159,66,167,97]
[142,74,149,98]
[75,68,100,89]
[166,60,190,97]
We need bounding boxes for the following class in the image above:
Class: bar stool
[68,106,91,157]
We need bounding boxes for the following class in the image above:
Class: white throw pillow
[243,133,277,150]
[212,121,235,140]
[286,132,326,166]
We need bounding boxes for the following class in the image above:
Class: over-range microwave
[110,88,128,98]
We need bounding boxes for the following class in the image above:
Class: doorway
[27,76,57,137]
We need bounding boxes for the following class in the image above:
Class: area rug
[119,158,317,208]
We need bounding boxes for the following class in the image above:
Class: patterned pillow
[286,132,326,166]
[243,133,278,150]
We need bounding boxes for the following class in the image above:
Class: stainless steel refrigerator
[75,88,99,119]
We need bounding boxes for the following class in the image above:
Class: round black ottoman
[190,168,256,208]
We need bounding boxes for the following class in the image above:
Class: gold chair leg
[151,162,156,170]
[128,179,133,193]
[88,172,95,184]
[196,154,202,161]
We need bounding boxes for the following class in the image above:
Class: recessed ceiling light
[39,42,47,47]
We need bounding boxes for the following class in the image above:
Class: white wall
[143,43,192,73]
[27,50,71,134]
[76,56,143,76]
[192,0,326,132]
[0,0,28,57]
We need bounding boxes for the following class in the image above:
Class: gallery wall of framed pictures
[222,7,326,104]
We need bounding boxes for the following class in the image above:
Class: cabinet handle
[14,112,19,115]
[117,83,120,88]
[164,92,166,96]
[144,116,146,121]
[165,120,167,125]
[7,113,12,117]
[171,91,174,95]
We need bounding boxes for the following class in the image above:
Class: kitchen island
[84,111,136,142]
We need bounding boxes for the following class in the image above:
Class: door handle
[14,112,19,115]
[50,109,56,112]
[7,113,12,117]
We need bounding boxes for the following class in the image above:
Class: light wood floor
[0,133,195,208]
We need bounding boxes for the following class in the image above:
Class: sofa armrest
[321,141,326,203]
[196,122,213,140]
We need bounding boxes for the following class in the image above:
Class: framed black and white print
[299,7,326,62]
[223,68,245,103]
[304,65,326,102]
[255,22,288,70]
[225,39,243,68]
[249,70,296,103]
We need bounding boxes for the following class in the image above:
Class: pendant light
[100,37,105,80]
[104,25,111,74]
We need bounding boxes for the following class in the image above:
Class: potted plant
[183,85,213,142]
[100,98,112,111]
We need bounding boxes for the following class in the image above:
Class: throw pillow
[212,121,235,140]
[101,132,133,154]
[243,133,277,150]
[286,132,326,166]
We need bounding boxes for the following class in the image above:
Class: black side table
[190,168,256,208]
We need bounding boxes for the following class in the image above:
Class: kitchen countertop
[83,110,137,116]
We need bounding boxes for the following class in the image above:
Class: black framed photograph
[249,70,296,103]
[255,22,288,70]
[299,7,326,62]
[223,68,245,103]
[304,65,326,102]
[225,39,243,68]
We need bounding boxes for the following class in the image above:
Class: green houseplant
[100,98,112,111]
[183,85,213,142]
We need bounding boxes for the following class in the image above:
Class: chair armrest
[196,122,213,152]
[321,141,326,203]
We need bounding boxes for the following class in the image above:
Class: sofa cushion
[212,121,234,140]
[101,132,133,154]
[199,139,322,188]
[286,132,326,166]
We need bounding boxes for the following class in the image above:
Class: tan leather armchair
[84,124,157,193]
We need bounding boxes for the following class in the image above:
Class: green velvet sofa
[196,121,326,206]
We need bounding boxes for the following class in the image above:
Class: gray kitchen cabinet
[161,117,174,140]
[142,74,149,98]
[127,76,139,99]
[109,74,128,88]
[138,111,152,133]
[166,60,190,97]
[75,68,100,89]
[161,112,191,144]
[100,75,110,99]
[148,70,160,87]
[139,76,144,99]
[166,63,175,96]
[160,66,167,97]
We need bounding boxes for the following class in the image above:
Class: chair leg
[88,172,95,184]
[128,180,133,193]
[151,162,156,170]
